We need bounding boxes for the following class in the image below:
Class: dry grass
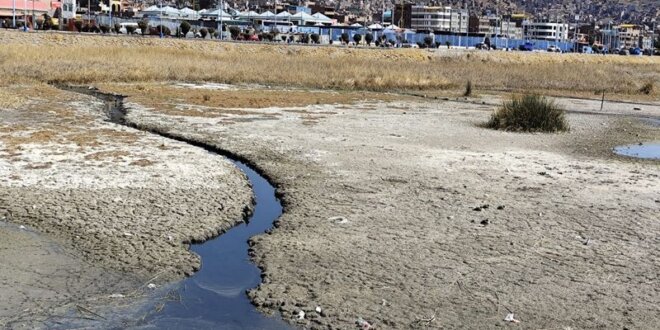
[0,30,659,97]
[101,84,398,114]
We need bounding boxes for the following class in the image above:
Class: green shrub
[487,94,569,132]
[199,28,208,38]
[126,25,136,34]
[353,34,362,44]
[310,33,319,44]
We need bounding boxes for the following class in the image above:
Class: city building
[409,5,466,33]
[468,15,490,34]
[616,24,641,48]
[523,20,569,42]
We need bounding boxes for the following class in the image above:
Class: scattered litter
[356,317,372,329]
[147,283,157,289]
[19,225,26,230]
[633,107,641,111]
[583,238,591,246]
[167,235,173,241]
[504,313,520,323]
[381,299,388,306]
[328,216,349,224]
[297,310,305,320]
[315,306,322,313]
[123,232,133,237]
[538,212,543,217]
[108,293,125,298]
[480,219,490,226]
[497,205,505,210]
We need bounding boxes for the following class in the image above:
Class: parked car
[628,47,642,55]
[547,45,561,53]
[401,43,419,48]
[618,48,629,55]
[518,42,534,51]
[118,22,141,35]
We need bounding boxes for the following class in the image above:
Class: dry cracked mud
[0,85,252,328]
[114,83,659,329]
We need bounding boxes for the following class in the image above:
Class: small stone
[147,283,156,289]
[473,207,482,211]
[497,205,505,210]
[480,219,490,226]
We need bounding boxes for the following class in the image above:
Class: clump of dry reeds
[487,94,569,133]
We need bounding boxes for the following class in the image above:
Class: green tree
[137,20,148,35]
[340,33,349,44]
[74,20,82,32]
[423,36,433,48]
[310,33,320,44]
[353,34,362,44]
[180,21,191,36]
[199,28,208,38]
[365,33,373,45]
[229,26,240,40]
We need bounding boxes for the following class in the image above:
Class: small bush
[487,94,569,132]
[310,33,319,44]
[199,28,208,38]
[99,24,110,33]
[445,41,451,49]
[639,81,654,95]
[353,34,362,44]
[126,25,136,34]
[464,80,472,96]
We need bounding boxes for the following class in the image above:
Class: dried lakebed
[58,86,292,328]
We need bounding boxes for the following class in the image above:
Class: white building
[410,6,467,33]
[523,20,569,42]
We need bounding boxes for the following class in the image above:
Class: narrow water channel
[142,160,290,329]
[59,86,291,329]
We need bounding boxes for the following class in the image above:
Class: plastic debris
[108,294,125,298]
[147,283,157,289]
[123,232,133,237]
[328,216,349,224]
[315,306,322,313]
[297,310,305,320]
[19,225,26,230]
[356,317,372,329]
[504,313,520,323]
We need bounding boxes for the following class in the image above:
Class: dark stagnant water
[140,160,290,329]
[61,86,291,329]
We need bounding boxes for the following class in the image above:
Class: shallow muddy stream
[62,86,290,329]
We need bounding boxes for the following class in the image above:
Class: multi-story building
[468,15,490,34]
[409,5,467,33]
[616,24,641,48]
[523,20,569,42]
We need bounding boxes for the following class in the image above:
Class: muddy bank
[0,85,253,326]
[117,85,659,329]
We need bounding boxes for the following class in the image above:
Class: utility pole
[23,0,26,31]
[159,0,163,38]
[12,0,15,28]
[218,0,224,40]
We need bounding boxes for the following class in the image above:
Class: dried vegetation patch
[1,31,658,97]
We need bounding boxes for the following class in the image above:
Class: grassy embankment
[0,30,658,99]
